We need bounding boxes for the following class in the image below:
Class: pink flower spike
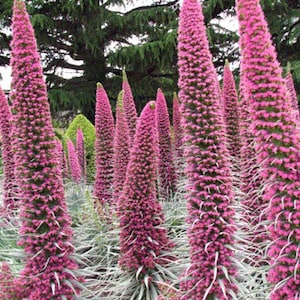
[178,0,237,298]
[118,101,173,280]
[10,0,79,297]
[237,0,300,298]
[0,86,18,210]
[94,82,115,206]
[285,63,299,122]
[67,139,82,183]
[112,90,130,204]
[76,127,86,181]
[156,88,177,200]
[172,92,184,162]
[222,60,242,158]
[122,70,137,145]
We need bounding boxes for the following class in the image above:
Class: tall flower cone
[0,262,16,299]
[236,62,269,299]
[239,63,266,244]
[156,88,177,200]
[10,0,79,298]
[172,92,184,162]
[222,60,241,159]
[55,139,69,179]
[122,70,137,144]
[112,91,130,204]
[237,0,300,298]
[178,0,237,298]
[76,127,86,181]
[285,63,299,121]
[118,101,173,289]
[94,82,114,206]
[0,86,18,210]
[67,139,82,183]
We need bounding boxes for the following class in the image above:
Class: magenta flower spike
[178,0,237,298]
[222,60,241,158]
[94,82,115,205]
[156,88,177,200]
[55,139,69,179]
[285,64,299,121]
[76,127,86,181]
[0,86,18,210]
[237,0,300,298]
[118,101,173,278]
[67,139,82,183]
[112,91,130,204]
[238,62,268,269]
[9,0,79,298]
[0,262,16,299]
[122,70,137,144]
[172,92,184,161]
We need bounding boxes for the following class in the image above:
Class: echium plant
[285,63,299,121]
[76,127,86,181]
[0,86,18,210]
[112,91,130,204]
[122,70,137,145]
[237,0,300,298]
[67,139,82,183]
[178,0,237,298]
[118,101,173,298]
[156,88,177,200]
[239,62,267,245]
[172,92,184,162]
[9,0,79,298]
[222,60,241,159]
[55,139,69,179]
[94,82,114,205]
[0,262,15,299]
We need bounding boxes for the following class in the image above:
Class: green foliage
[66,114,96,182]
[1,0,298,113]
[260,0,300,97]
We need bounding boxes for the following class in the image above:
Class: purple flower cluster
[178,0,237,298]
[0,262,16,299]
[0,87,18,210]
[9,0,79,298]
[76,128,86,181]
[118,101,173,276]
[122,70,137,145]
[112,91,130,204]
[222,61,241,158]
[94,82,115,205]
[55,139,69,179]
[237,0,300,298]
[67,139,82,183]
[172,92,184,162]
[285,66,299,122]
[156,89,177,199]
